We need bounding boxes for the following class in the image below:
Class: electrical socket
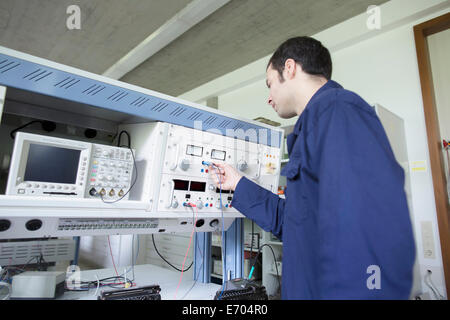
[420,221,436,259]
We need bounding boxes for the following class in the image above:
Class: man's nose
[268,96,273,106]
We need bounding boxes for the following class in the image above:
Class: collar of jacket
[292,80,343,136]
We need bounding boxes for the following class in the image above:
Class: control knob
[179,159,190,171]
[237,160,248,172]
[196,200,204,209]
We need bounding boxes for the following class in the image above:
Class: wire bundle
[65,275,135,292]
[425,270,445,300]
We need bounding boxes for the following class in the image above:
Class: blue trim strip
[193,232,211,283]
[0,53,281,148]
[224,218,244,280]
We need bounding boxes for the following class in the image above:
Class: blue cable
[119,234,140,281]
[216,169,226,300]
[248,266,255,280]
[202,161,226,300]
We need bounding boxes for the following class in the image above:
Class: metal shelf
[0,46,282,147]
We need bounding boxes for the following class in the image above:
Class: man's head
[266,36,332,118]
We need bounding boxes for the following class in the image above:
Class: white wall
[179,0,450,299]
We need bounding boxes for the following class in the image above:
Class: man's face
[266,64,297,119]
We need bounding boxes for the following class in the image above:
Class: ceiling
[0,0,389,97]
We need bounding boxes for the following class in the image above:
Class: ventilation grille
[54,76,80,89]
[204,115,218,126]
[107,90,129,102]
[0,59,21,74]
[130,96,150,107]
[187,111,202,121]
[150,102,168,112]
[0,239,76,266]
[169,106,186,118]
[23,68,53,82]
[82,84,106,96]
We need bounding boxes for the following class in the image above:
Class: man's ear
[284,58,298,80]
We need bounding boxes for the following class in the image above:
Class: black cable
[151,234,194,272]
[250,220,254,255]
[180,207,204,300]
[10,120,42,139]
[250,244,281,290]
[10,120,56,139]
[117,130,131,148]
[64,275,134,292]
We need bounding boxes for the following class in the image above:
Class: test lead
[201,160,218,168]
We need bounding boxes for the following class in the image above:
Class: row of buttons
[94,147,132,161]
[58,223,155,230]
[92,160,132,168]
[20,183,77,190]
[89,158,132,188]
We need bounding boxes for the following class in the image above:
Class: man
[209,37,415,299]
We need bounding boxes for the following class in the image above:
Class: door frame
[413,12,450,298]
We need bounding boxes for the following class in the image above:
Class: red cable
[107,236,121,281]
[174,203,198,299]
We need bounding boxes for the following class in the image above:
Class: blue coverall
[231,80,416,299]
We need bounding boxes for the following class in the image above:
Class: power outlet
[420,221,436,259]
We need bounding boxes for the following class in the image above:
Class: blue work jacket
[231,80,415,299]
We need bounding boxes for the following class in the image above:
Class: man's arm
[232,177,285,240]
[209,163,285,240]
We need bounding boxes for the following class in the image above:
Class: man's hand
[209,163,243,191]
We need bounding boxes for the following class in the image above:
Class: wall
[179,0,450,299]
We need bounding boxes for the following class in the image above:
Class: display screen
[189,181,206,192]
[173,179,189,191]
[211,149,226,161]
[24,144,81,184]
[186,145,203,157]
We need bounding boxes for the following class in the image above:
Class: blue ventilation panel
[0,52,282,148]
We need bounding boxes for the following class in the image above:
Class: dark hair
[267,36,332,81]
